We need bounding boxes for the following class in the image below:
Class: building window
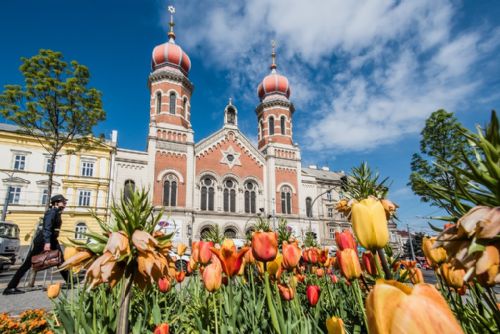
[280,116,286,135]
[41,189,49,205]
[224,227,237,239]
[45,158,55,173]
[200,226,212,240]
[78,190,91,206]
[163,174,177,207]
[223,179,236,212]
[156,92,162,114]
[75,222,87,240]
[280,186,292,214]
[244,182,256,214]
[81,160,94,177]
[124,180,135,202]
[200,177,215,211]
[13,154,26,170]
[306,197,313,217]
[227,107,236,125]
[326,191,333,201]
[169,92,176,114]
[327,207,333,218]
[8,186,21,204]
[183,97,188,117]
[260,120,264,139]
[268,117,275,135]
[329,227,336,240]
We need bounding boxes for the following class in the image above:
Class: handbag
[31,250,63,271]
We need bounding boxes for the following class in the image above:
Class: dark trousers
[6,233,69,290]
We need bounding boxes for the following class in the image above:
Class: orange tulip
[175,271,186,283]
[362,251,378,276]
[177,243,188,256]
[366,280,464,334]
[104,231,130,259]
[295,273,305,283]
[335,230,357,250]
[199,241,214,265]
[154,323,169,334]
[319,248,329,266]
[158,277,171,293]
[191,241,200,262]
[210,239,249,277]
[316,268,325,277]
[409,268,424,284]
[441,263,465,289]
[252,231,278,262]
[282,240,301,269]
[303,247,319,264]
[59,249,94,273]
[326,316,346,334]
[422,237,447,266]
[306,285,321,306]
[351,197,389,250]
[203,262,222,292]
[277,283,295,301]
[47,283,60,299]
[63,247,78,261]
[337,248,362,280]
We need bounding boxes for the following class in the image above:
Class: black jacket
[42,207,63,244]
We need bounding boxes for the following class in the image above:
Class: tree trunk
[45,151,58,210]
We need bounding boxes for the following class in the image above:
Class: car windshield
[0,223,19,239]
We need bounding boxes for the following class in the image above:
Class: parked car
[0,255,11,271]
[0,221,20,267]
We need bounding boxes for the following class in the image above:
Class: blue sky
[1,1,499,233]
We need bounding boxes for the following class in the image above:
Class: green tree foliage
[409,110,471,214]
[0,49,105,207]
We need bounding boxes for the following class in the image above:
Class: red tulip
[252,231,278,262]
[335,230,357,250]
[306,285,321,306]
[337,248,362,280]
[330,274,339,283]
[362,251,378,276]
[199,241,214,265]
[210,239,250,277]
[319,248,329,266]
[282,240,302,269]
[295,273,305,283]
[191,241,200,262]
[203,262,222,292]
[154,323,169,334]
[175,271,186,283]
[158,277,171,293]
[277,283,295,301]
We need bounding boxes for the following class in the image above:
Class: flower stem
[116,273,133,334]
[353,279,369,333]
[264,272,281,334]
[376,248,392,279]
[213,293,219,334]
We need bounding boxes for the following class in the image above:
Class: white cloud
[162,0,499,152]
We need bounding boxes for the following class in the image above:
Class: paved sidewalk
[0,289,54,314]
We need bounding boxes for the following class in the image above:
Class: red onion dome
[257,70,290,100]
[152,39,191,74]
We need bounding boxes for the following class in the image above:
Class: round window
[204,178,212,186]
[226,180,233,188]
[246,182,253,190]
[227,154,234,162]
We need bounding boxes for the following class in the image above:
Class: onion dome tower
[256,41,295,149]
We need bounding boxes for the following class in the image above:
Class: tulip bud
[335,230,357,250]
[351,197,389,250]
[316,268,325,277]
[252,231,278,262]
[47,283,61,299]
[158,277,171,293]
[306,285,321,306]
[330,274,339,284]
[362,251,378,276]
[337,248,362,280]
[326,316,346,334]
[177,243,188,257]
[175,271,186,283]
[203,263,222,292]
[154,323,169,334]
[422,237,447,266]
[277,283,295,301]
[282,241,301,269]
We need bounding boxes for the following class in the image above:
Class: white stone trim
[157,169,184,184]
[276,182,296,194]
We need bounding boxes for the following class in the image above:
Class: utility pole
[407,224,416,261]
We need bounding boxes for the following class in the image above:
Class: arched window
[200,226,212,240]
[169,92,176,115]
[268,117,275,135]
[183,97,188,117]
[156,92,162,114]
[227,107,236,125]
[280,186,292,214]
[124,180,135,202]
[260,120,264,139]
[244,182,257,213]
[223,179,236,212]
[163,174,177,206]
[246,226,256,239]
[75,222,87,240]
[306,197,313,217]
[280,116,286,135]
[201,177,215,211]
[224,227,237,239]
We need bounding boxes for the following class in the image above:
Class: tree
[409,110,471,215]
[0,49,105,208]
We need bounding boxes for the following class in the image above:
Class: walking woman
[3,194,69,295]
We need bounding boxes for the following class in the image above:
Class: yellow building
[0,123,116,245]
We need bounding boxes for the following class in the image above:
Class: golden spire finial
[270,40,277,71]
[168,5,176,41]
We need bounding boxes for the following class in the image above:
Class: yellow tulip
[63,247,78,261]
[366,280,464,334]
[47,283,61,299]
[441,263,465,289]
[351,197,388,250]
[422,237,447,266]
[326,316,346,334]
[177,243,188,257]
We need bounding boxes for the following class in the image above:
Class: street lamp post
[308,186,336,243]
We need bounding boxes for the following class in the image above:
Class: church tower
[148,6,195,211]
[256,42,302,218]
